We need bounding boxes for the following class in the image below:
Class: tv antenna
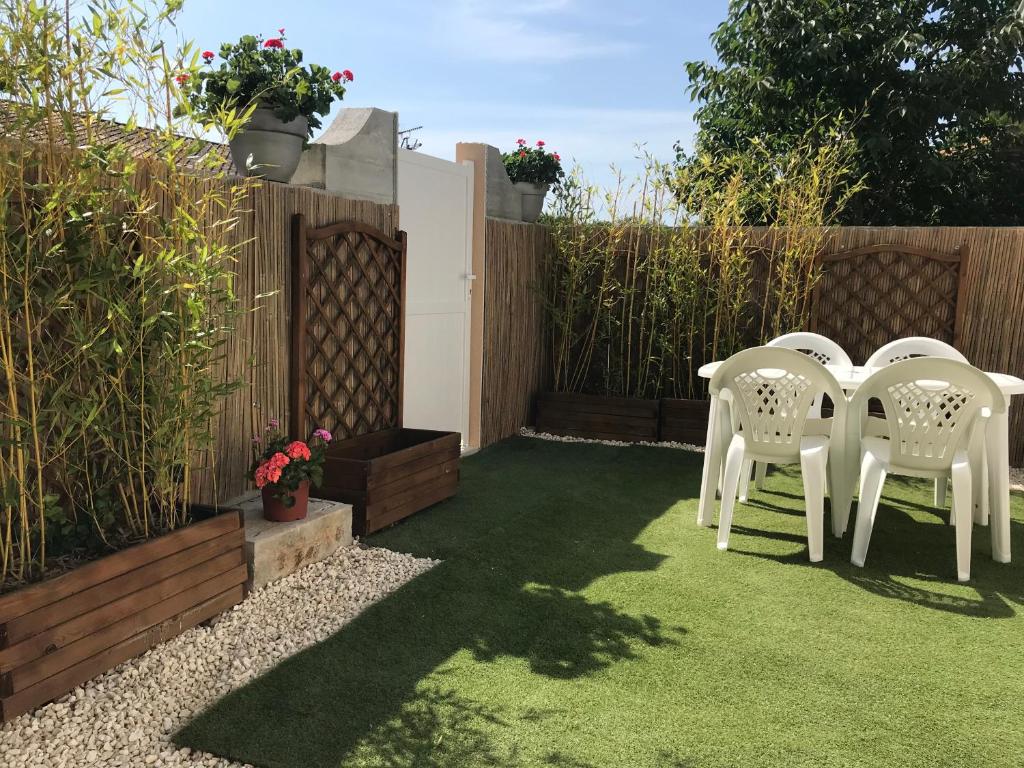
[399,125,423,151]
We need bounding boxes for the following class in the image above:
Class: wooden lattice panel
[811,243,968,365]
[290,216,407,441]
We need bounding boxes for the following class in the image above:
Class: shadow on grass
[176,438,691,768]
[723,476,1024,618]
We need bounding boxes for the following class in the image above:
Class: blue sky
[172,0,728,190]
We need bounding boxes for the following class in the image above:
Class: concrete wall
[291,108,398,205]
[456,143,522,221]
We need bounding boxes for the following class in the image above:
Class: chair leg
[754,461,767,490]
[951,458,973,582]
[738,457,753,503]
[935,477,947,510]
[697,397,723,527]
[851,452,886,568]
[800,444,828,563]
[717,439,746,552]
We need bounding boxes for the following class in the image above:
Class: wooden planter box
[535,392,660,443]
[659,398,711,445]
[0,511,246,723]
[316,428,460,537]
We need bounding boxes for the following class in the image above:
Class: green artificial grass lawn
[176,437,1024,768]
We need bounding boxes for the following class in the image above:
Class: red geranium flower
[285,441,312,461]
[342,69,354,82]
[202,50,215,61]
[278,27,286,35]
[536,140,545,147]
[264,38,284,48]
[332,71,342,82]
[174,73,189,84]
[516,138,526,146]
[553,153,561,162]
[519,150,527,158]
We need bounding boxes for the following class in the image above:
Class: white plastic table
[696,362,1024,563]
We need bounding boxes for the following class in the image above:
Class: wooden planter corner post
[0,511,246,723]
[290,215,459,536]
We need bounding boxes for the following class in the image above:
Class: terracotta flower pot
[261,479,310,522]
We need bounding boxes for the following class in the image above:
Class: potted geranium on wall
[502,139,564,222]
[183,30,353,182]
[251,420,332,522]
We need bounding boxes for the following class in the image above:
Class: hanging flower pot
[515,181,551,223]
[181,32,354,183]
[229,108,308,182]
[502,139,564,223]
[250,420,333,523]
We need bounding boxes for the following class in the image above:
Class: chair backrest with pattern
[864,337,968,368]
[767,333,852,419]
[767,332,853,367]
[711,347,846,462]
[851,358,1003,473]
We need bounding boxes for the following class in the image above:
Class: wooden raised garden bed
[316,428,460,537]
[535,392,660,443]
[658,398,711,445]
[0,511,246,723]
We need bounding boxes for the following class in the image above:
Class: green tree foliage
[683,0,1024,225]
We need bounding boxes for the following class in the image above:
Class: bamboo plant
[543,123,861,402]
[0,0,249,589]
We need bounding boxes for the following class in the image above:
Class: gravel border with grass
[0,544,436,768]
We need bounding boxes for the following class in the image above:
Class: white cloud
[435,0,635,62]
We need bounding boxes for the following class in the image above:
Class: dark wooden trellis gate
[289,214,407,441]
[288,214,460,536]
[811,242,970,365]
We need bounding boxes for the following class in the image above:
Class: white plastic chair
[711,347,847,562]
[741,333,853,499]
[865,336,968,368]
[849,359,1004,582]
[864,337,970,508]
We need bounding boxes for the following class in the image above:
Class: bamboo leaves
[544,128,859,402]
[0,0,247,588]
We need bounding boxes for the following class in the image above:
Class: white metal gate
[396,148,475,446]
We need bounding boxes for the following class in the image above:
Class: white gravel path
[0,544,437,768]
[521,428,1024,492]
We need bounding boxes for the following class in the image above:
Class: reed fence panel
[480,224,1024,464]
[480,219,550,447]
[197,180,398,504]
